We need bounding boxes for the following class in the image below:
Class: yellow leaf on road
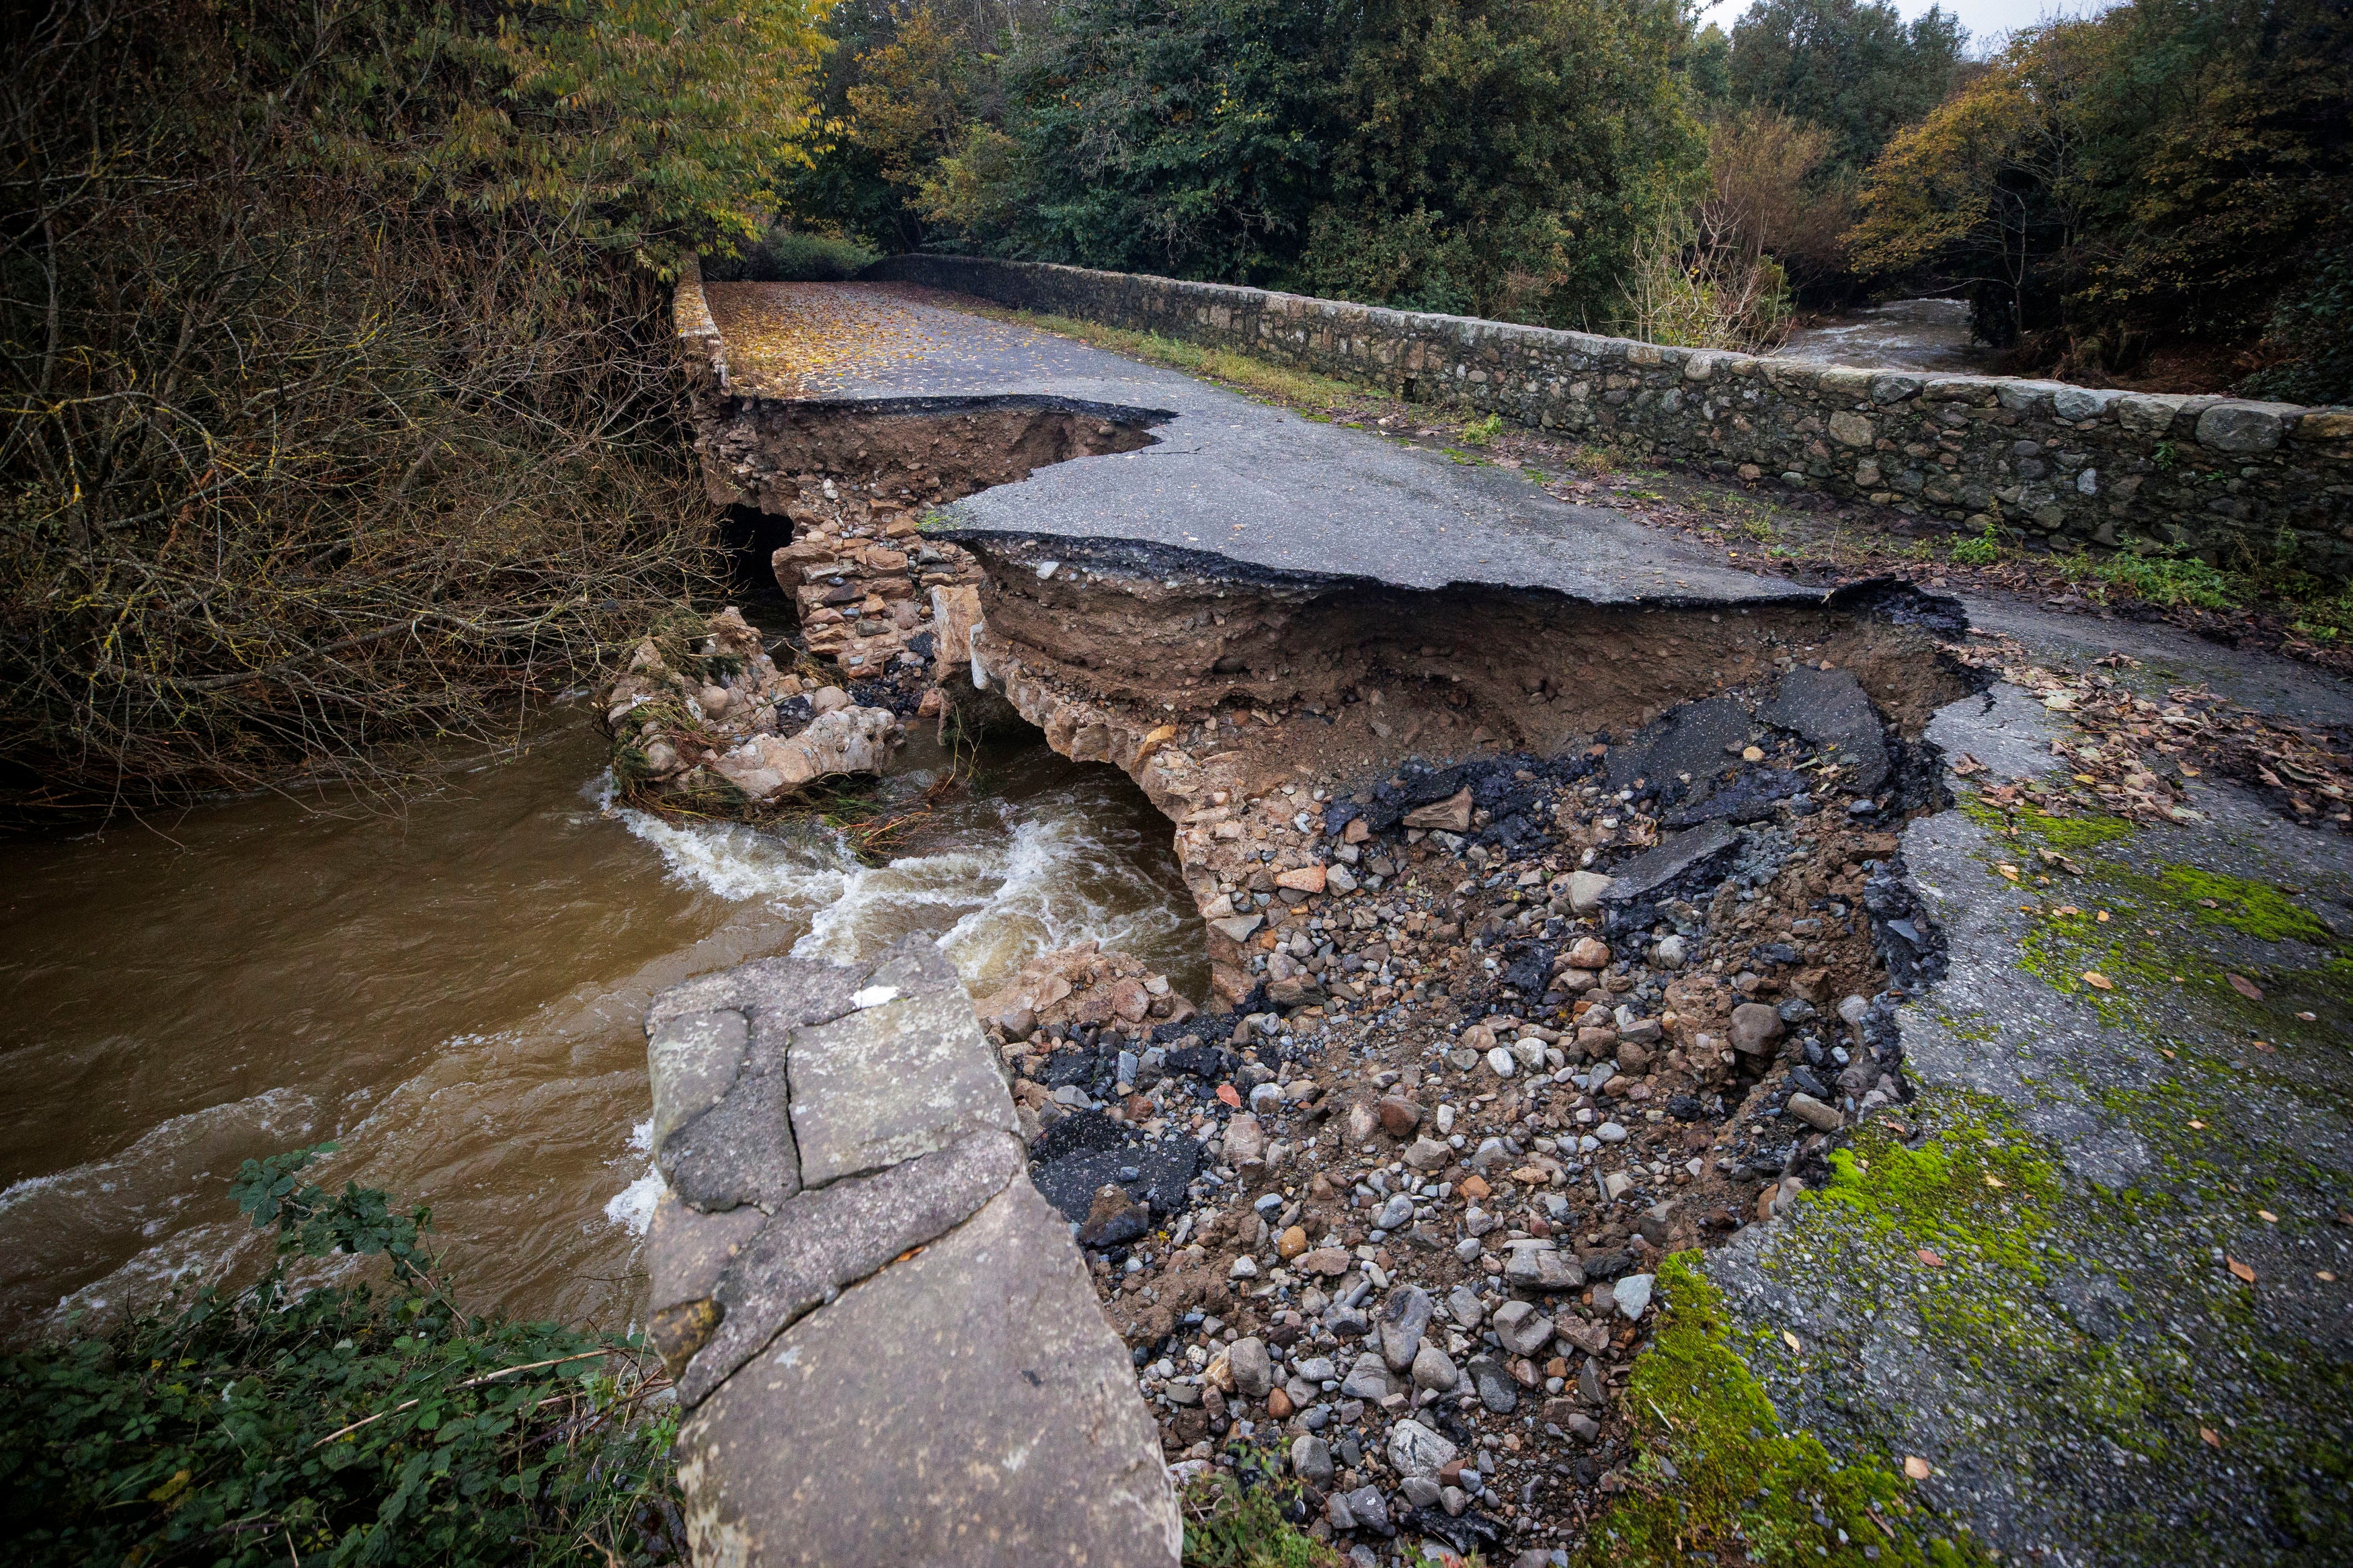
[2082,972,2114,991]
[2227,1257,2256,1284]
[1903,1456,1932,1481]
[1782,1330,1802,1354]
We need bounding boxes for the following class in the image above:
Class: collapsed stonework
[933,530,1970,1011]
[914,538,1987,1561]
[652,270,2353,1567]
[600,606,904,814]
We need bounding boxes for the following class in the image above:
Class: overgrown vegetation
[701,224,883,282]
[0,1144,680,1567]
[791,0,2346,391]
[0,0,833,817]
[792,0,1707,330]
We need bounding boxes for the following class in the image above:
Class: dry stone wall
[865,255,2353,582]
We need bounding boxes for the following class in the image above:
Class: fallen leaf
[2321,1271,2338,1282]
[2096,909,2110,922]
[1782,1329,1803,1354]
[1996,864,2021,882]
[2159,1048,2177,1059]
[1903,1455,1932,1481]
[2259,1210,2278,1223]
[1916,1248,1946,1267]
[2226,973,2264,1001]
[2201,1426,2223,1448]
[2189,1119,2206,1128]
[2055,905,2080,916]
[2301,1011,2320,1022]
[2227,1257,2256,1284]
[1984,1174,2005,1189]
[1215,1083,1241,1108]
[2083,972,2115,991]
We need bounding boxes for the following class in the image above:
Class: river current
[0,721,1201,1337]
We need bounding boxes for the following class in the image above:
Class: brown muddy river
[0,720,1202,1337]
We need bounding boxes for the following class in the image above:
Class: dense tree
[1002,0,1331,280]
[1726,0,1968,171]
[974,0,1704,325]
[1849,0,2353,394]
[787,0,1052,251]
[1296,0,1704,322]
[1845,26,2091,344]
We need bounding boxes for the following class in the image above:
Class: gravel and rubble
[972,661,1945,1565]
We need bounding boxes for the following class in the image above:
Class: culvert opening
[939,531,1994,1529]
[613,400,1214,1010]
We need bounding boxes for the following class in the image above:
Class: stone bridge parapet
[863,254,2353,582]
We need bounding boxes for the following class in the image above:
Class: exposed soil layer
[692,399,1162,515]
[957,532,1972,753]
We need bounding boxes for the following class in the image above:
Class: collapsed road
[641,268,2353,1568]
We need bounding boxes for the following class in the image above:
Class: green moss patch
[1574,1253,1990,1568]
[1953,792,2137,855]
[1815,1112,2061,1280]
[2143,864,2345,950]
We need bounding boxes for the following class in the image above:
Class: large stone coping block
[638,936,1180,1567]
[678,1180,1182,1568]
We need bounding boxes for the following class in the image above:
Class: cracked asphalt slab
[705,280,2353,1564]
[1707,674,2353,1565]
[710,282,1794,608]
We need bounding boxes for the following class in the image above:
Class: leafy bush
[704,226,882,282]
[2063,543,2242,610]
[1950,523,2001,565]
[0,1145,680,1568]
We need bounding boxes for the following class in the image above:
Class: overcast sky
[1692,0,2125,53]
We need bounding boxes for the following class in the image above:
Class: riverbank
[0,718,1199,1339]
